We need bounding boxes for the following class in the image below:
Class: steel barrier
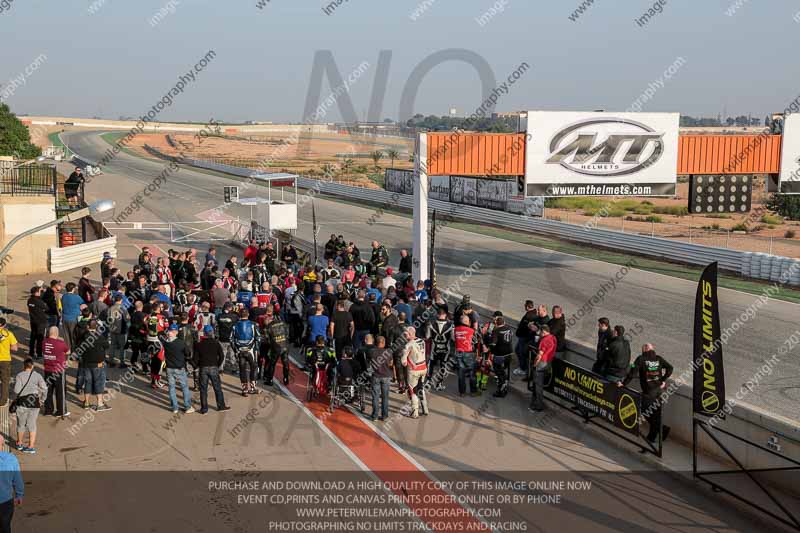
[86,142,800,284]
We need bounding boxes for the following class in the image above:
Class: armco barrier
[48,235,117,273]
[135,144,800,283]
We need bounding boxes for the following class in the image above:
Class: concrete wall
[0,196,57,275]
[23,116,332,135]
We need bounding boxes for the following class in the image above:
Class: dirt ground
[127,132,413,189]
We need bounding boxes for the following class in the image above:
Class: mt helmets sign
[526,111,679,197]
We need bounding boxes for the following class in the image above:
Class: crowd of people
[0,231,673,458]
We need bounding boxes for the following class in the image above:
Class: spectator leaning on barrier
[64,166,84,206]
[620,343,673,444]
[530,325,557,412]
[603,325,631,384]
[0,318,18,407]
[13,358,48,454]
[513,300,536,378]
[0,450,24,532]
[548,305,566,354]
[593,317,611,374]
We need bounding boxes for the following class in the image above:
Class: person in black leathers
[620,343,674,444]
[489,312,515,398]
[369,240,389,275]
[324,234,338,261]
[425,307,453,391]
[27,287,49,360]
[263,311,290,386]
[216,302,239,372]
[593,317,611,374]
[603,325,631,384]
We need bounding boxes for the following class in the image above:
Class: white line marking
[275,378,430,530]
[286,355,496,532]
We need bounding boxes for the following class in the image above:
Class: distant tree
[321,163,336,178]
[734,115,749,127]
[726,117,735,126]
[765,115,772,127]
[766,194,800,221]
[341,158,354,174]
[0,103,41,159]
[383,118,394,123]
[386,149,399,168]
[370,150,384,169]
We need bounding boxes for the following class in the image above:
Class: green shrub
[731,223,749,232]
[653,205,689,217]
[645,215,663,223]
[705,213,732,219]
[606,208,627,218]
[546,197,605,210]
[583,207,599,217]
[766,194,800,220]
[615,199,640,211]
[761,214,783,225]
[785,230,797,238]
[641,200,654,206]
[633,205,654,215]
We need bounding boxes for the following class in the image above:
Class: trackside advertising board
[525,111,679,197]
[545,358,641,435]
[779,113,800,194]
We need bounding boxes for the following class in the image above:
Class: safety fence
[0,164,57,196]
[49,235,117,273]
[92,143,800,285]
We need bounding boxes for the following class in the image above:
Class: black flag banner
[693,262,726,417]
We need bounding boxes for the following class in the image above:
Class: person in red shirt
[453,315,478,396]
[42,326,69,417]
[244,240,259,265]
[530,325,557,412]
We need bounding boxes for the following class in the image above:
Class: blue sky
[1,0,799,123]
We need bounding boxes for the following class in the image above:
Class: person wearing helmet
[335,345,359,405]
[232,308,260,396]
[305,336,336,394]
